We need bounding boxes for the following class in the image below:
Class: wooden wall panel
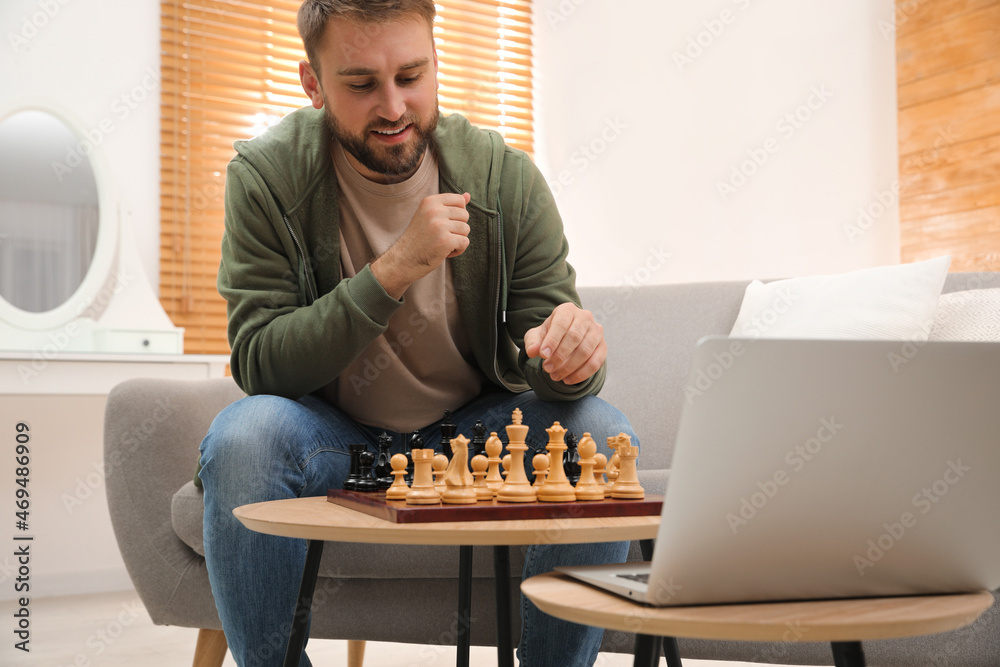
[897,0,1000,271]
[895,0,997,36]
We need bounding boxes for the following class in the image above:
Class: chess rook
[343,443,366,491]
[375,432,394,490]
[354,450,378,493]
[406,449,441,505]
[609,433,644,500]
[471,420,488,459]
[439,410,457,461]
[406,431,423,483]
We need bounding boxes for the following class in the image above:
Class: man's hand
[523,302,606,385]
[371,192,471,299]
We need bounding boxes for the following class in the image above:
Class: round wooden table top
[233,496,660,546]
[520,572,995,642]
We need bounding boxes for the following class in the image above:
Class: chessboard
[332,407,654,523]
[327,489,664,524]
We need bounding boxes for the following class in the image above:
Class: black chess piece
[471,420,487,459]
[407,431,423,484]
[375,432,394,490]
[564,431,581,486]
[439,409,457,461]
[344,443,366,491]
[355,450,378,492]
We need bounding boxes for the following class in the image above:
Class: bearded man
[198,2,637,665]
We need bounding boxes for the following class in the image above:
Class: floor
[0,589,795,666]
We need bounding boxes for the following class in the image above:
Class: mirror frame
[0,101,119,333]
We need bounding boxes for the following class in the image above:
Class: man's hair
[298,0,436,72]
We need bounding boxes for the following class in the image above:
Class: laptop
[558,336,1000,606]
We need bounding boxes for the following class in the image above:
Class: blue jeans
[199,390,636,667]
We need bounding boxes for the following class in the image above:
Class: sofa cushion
[930,288,1000,341]
[729,255,951,340]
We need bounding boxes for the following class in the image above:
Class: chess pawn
[385,453,410,500]
[497,408,537,502]
[406,449,441,505]
[501,454,511,478]
[443,435,477,505]
[484,431,504,494]
[537,421,576,502]
[610,434,644,500]
[593,453,609,487]
[573,433,604,501]
[433,453,449,493]
[471,455,493,501]
[354,450,378,493]
[532,452,549,488]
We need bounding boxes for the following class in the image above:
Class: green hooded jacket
[218,105,605,406]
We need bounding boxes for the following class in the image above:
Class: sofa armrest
[103,377,244,625]
[638,468,670,497]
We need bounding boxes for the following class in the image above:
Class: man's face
[304,16,439,183]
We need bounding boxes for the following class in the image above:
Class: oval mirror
[0,109,100,313]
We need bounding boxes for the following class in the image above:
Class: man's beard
[323,103,439,178]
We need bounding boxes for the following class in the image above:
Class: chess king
[196,1,639,665]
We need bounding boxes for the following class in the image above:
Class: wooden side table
[234,496,660,667]
[521,571,995,667]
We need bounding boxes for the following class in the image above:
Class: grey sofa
[104,273,1000,666]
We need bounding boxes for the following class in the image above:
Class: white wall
[533,0,901,287]
[1,0,161,599]
[1,0,902,293]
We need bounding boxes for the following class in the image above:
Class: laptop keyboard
[616,573,650,584]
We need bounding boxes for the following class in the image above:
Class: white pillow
[729,255,951,340]
[929,288,1000,341]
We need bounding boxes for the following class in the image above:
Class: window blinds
[160,0,534,354]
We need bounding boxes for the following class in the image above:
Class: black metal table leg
[282,539,324,667]
[663,635,683,667]
[493,545,514,667]
[639,538,655,561]
[638,538,684,666]
[457,546,473,667]
[831,641,866,666]
[633,634,662,667]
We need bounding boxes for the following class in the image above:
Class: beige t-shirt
[323,142,484,431]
